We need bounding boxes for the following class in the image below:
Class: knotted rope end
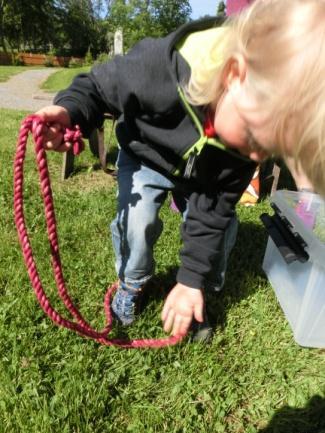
[63,125,84,156]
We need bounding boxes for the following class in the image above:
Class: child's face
[213,56,278,162]
[213,86,275,162]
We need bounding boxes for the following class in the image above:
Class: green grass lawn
[1,108,325,433]
[0,66,44,82]
[41,66,91,92]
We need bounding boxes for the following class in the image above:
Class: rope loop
[14,115,184,349]
[63,125,84,155]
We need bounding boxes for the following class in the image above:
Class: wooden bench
[261,160,281,195]
[61,114,115,180]
[61,116,282,195]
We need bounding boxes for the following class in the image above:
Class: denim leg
[205,215,238,292]
[110,150,175,286]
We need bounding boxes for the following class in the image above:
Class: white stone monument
[114,28,123,55]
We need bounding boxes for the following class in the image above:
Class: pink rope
[13,115,184,348]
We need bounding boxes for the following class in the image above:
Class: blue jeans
[110,149,238,291]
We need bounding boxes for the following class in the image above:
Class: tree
[106,0,191,51]
[48,0,101,56]
[0,0,191,57]
[0,0,8,51]
[216,1,226,18]
[150,0,191,35]
[0,0,56,52]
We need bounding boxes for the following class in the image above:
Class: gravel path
[0,68,57,111]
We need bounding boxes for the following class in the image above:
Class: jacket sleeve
[54,35,175,138]
[54,70,113,138]
[176,161,256,289]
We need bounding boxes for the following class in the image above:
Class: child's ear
[222,54,247,90]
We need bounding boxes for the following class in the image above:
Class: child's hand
[161,283,204,337]
[35,105,72,152]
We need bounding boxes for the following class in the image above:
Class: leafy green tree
[0,0,56,52]
[0,0,8,51]
[53,0,97,56]
[0,0,191,58]
[216,1,226,18]
[150,0,191,34]
[106,0,191,51]
[0,1,18,51]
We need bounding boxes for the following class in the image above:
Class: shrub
[44,49,55,67]
[12,53,25,66]
[84,47,93,66]
[69,57,84,68]
[94,52,111,65]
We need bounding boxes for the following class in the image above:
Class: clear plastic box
[262,190,325,348]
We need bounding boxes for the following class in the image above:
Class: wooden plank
[271,162,281,195]
[88,129,99,157]
[61,149,75,180]
[61,114,115,180]
[97,126,107,169]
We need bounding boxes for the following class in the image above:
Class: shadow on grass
[259,395,325,433]
[70,162,115,176]
[141,220,270,332]
[207,219,269,330]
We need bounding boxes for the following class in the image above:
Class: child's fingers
[163,307,191,336]
[163,309,175,333]
[54,142,72,153]
[41,123,67,152]
[43,139,71,152]
[46,122,63,138]
[194,302,204,323]
[171,315,190,337]
[161,300,170,322]
[42,136,64,151]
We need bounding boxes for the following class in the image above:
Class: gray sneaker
[111,281,143,326]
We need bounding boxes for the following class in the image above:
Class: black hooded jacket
[54,18,256,289]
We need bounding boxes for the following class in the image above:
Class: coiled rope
[13,115,183,348]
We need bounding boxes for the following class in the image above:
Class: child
[35,0,325,340]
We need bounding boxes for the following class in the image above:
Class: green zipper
[174,86,248,176]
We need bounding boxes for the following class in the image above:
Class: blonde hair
[187,0,325,197]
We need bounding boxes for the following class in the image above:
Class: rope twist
[14,115,183,348]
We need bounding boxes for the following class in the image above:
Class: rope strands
[13,115,184,348]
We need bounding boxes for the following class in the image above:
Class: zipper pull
[184,151,197,179]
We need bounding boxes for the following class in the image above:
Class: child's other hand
[161,283,204,337]
[35,105,72,152]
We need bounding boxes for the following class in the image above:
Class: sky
[189,0,220,19]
